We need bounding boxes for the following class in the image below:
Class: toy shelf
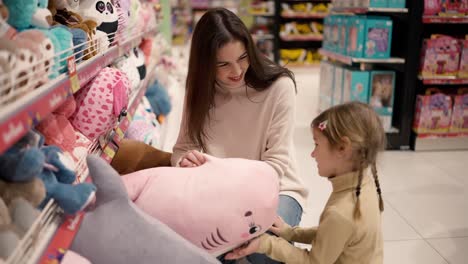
[331,7,408,14]
[281,13,328,19]
[319,48,405,67]
[0,29,154,155]
[250,11,275,17]
[418,75,468,85]
[5,60,159,264]
[422,15,468,24]
[280,35,323,41]
[414,134,468,151]
[252,34,275,40]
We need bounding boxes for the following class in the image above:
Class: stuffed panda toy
[77,0,118,46]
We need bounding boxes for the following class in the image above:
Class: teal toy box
[369,71,396,131]
[388,0,405,8]
[319,61,335,111]
[364,16,393,59]
[343,68,370,103]
[347,16,367,57]
[333,66,344,106]
[338,16,350,55]
[360,0,387,8]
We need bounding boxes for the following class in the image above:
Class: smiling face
[215,41,250,89]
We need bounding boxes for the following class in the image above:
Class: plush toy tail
[121,171,152,202]
[86,155,128,206]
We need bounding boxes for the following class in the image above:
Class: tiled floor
[292,67,468,264]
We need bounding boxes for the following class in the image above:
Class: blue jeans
[219,195,303,264]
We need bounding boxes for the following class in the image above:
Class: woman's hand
[269,215,287,236]
[179,150,206,167]
[224,237,261,260]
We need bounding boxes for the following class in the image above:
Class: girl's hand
[269,215,287,236]
[179,150,206,167]
[224,237,261,260]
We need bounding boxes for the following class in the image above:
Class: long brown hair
[185,7,295,152]
[312,102,386,219]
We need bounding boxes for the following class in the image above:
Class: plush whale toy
[122,154,279,256]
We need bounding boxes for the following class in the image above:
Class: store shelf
[418,75,468,85]
[331,7,408,14]
[319,48,405,66]
[252,34,275,40]
[250,11,275,17]
[422,15,468,24]
[280,34,323,41]
[414,134,468,151]
[281,13,328,19]
[0,29,153,155]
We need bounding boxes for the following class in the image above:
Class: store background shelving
[318,3,420,150]
[410,2,468,151]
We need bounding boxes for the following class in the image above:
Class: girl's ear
[338,136,353,158]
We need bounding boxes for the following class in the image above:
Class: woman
[172,8,308,263]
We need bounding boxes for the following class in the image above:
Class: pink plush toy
[36,96,77,152]
[71,67,130,140]
[122,154,279,256]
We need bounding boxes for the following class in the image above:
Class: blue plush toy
[41,25,74,78]
[38,146,96,215]
[4,0,51,30]
[70,28,88,63]
[145,80,172,122]
[0,131,44,183]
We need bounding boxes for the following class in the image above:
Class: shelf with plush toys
[0,0,170,263]
[0,0,159,155]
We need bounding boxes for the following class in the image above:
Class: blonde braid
[353,154,365,220]
[371,162,384,212]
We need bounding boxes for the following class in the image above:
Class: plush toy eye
[96,1,106,13]
[46,43,52,50]
[107,2,114,14]
[20,54,25,61]
[29,56,33,63]
[249,226,259,234]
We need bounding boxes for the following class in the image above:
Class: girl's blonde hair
[311,102,386,219]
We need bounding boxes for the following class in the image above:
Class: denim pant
[220,195,303,264]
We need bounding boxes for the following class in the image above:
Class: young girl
[172,7,308,263]
[225,102,385,264]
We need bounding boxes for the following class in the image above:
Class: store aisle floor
[292,67,468,264]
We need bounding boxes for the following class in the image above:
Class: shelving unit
[319,49,405,67]
[422,15,468,24]
[410,3,468,151]
[318,2,421,150]
[0,30,151,154]
[275,0,331,66]
[0,1,167,259]
[331,7,408,13]
[418,75,468,85]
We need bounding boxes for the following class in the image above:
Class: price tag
[67,56,80,93]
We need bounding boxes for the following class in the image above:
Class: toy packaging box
[370,71,396,131]
[347,16,367,57]
[369,71,396,115]
[449,89,468,133]
[343,68,370,103]
[333,66,344,105]
[361,0,388,8]
[330,16,339,53]
[319,61,335,111]
[420,35,461,77]
[413,90,453,134]
[388,0,406,8]
[458,38,468,78]
[339,16,349,55]
[365,16,393,59]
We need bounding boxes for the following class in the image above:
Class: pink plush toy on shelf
[122,154,279,257]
